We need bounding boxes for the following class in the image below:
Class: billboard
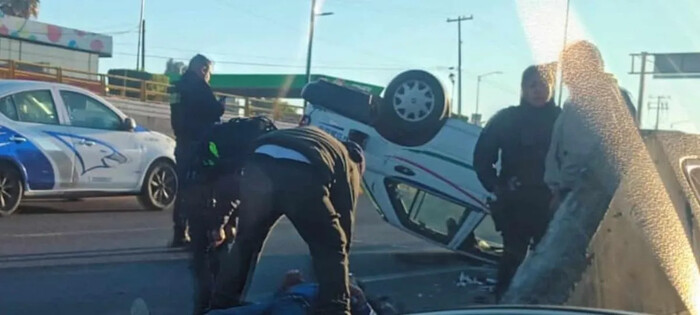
[654,53,700,78]
[0,13,113,57]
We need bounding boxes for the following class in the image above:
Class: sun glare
[516,0,590,64]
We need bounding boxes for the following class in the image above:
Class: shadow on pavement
[0,246,184,263]
[17,204,147,215]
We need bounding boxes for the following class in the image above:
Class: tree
[0,0,40,19]
[164,58,186,76]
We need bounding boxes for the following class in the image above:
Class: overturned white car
[302,70,501,262]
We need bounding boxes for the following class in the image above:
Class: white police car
[0,80,177,216]
[302,70,501,263]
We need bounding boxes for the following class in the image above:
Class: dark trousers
[174,141,198,236]
[190,220,226,315]
[211,155,353,315]
[496,186,552,301]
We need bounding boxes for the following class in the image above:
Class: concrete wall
[105,97,296,137]
[645,133,700,260]
[106,97,173,136]
[566,183,688,314]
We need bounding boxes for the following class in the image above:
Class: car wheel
[302,80,378,125]
[138,160,177,211]
[375,70,450,146]
[0,163,23,217]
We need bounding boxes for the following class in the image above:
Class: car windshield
[1,1,699,315]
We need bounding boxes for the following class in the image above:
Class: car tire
[0,163,23,217]
[375,70,450,146]
[138,160,177,211]
[302,80,378,125]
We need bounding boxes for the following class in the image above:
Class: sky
[38,0,700,132]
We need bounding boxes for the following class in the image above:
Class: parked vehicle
[0,80,177,216]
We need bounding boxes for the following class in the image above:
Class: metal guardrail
[107,97,297,132]
[0,59,303,123]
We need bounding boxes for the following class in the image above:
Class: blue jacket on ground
[207,283,375,315]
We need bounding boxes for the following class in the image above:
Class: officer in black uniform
[210,126,365,315]
[184,116,278,315]
[169,54,225,247]
[473,64,561,301]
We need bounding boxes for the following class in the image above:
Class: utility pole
[447,15,473,117]
[647,95,669,131]
[136,0,145,71]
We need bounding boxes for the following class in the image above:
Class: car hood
[143,130,176,148]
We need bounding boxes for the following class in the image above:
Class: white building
[0,12,112,74]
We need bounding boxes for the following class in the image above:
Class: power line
[330,0,452,18]
[213,0,417,69]
[113,51,448,71]
[120,42,436,71]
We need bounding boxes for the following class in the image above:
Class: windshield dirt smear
[502,44,700,315]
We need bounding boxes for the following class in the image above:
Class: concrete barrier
[559,132,700,314]
[501,77,700,314]
[566,183,687,314]
[106,97,297,137]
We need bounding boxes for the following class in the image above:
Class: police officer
[210,126,365,315]
[170,54,225,247]
[185,116,277,315]
[473,64,561,300]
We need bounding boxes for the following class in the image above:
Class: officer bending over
[210,126,365,315]
[185,116,278,315]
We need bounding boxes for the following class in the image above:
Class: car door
[0,88,77,191]
[364,160,502,261]
[382,177,492,244]
[57,89,143,190]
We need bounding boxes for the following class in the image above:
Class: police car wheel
[375,70,449,146]
[0,164,23,217]
[138,160,177,211]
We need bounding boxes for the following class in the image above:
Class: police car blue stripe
[0,126,55,190]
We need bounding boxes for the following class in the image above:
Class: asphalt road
[0,196,496,315]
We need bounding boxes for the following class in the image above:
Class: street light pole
[475,71,502,115]
[476,77,482,115]
[447,15,473,117]
[304,0,333,109]
[136,0,145,71]
[448,71,456,107]
[305,0,317,87]
[556,0,571,106]
[637,52,648,126]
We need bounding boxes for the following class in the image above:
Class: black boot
[170,226,191,248]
